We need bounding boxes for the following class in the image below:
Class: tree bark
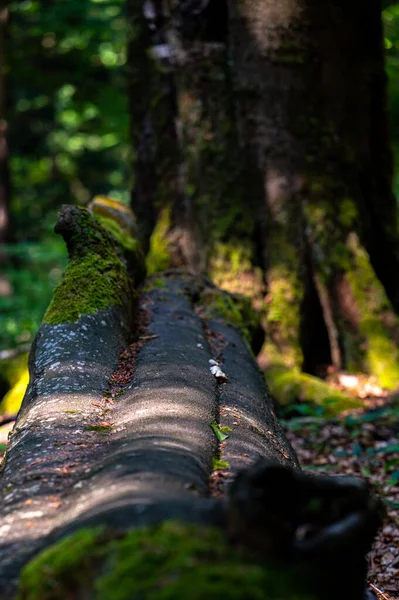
[126,0,183,257]
[227,0,399,400]
[126,1,399,406]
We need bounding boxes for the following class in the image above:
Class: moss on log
[43,203,144,326]
[17,522,315,600]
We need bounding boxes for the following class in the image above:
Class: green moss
[346,233,399,389]
[266,365,362,415]
[264,262,303,370]
[146,207,172,276]
[88,196,137,239]
[44,253,130,325]
[18,522,315,600]
[17,526,105,600]
[210,243,262,298]
[95,216,138,253]
[338,198,357,229]
[199,288,261,348]
[43,209,131,326]
[85,425,113,433]
[303,191,399,389]
[219,426,232,434]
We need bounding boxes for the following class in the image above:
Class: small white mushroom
[210,364,228,383]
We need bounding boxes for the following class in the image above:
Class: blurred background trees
[1,0,128,353]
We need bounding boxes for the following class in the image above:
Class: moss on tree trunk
[126,1,399,409]
[227,0,399,401]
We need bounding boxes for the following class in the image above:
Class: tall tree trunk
[127,0,399,407]
[127,0,188,264]
[170,0,257,276]
[226,0,399,402]
[127,0,250,275]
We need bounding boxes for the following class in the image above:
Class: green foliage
[2,0,132,349]
[9,0,130,241]
[212,458,230,470]
[0,237,67,350]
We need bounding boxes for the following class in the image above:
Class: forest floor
[283,374,399,600]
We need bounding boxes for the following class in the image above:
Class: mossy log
[0,236,381,600]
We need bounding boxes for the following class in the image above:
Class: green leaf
[219,425,232,434]
[210,421,229,442]
[212,458,229,470]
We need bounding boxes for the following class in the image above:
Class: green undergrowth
[43,207,133,325]
[17,521,315,600]
[0,236,67,351]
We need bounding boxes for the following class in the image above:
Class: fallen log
[0,205,382,600]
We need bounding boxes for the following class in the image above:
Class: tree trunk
[227,0,399,400]
[127,1,252,275]
[126,1,399,406]
[127,0,185,260]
